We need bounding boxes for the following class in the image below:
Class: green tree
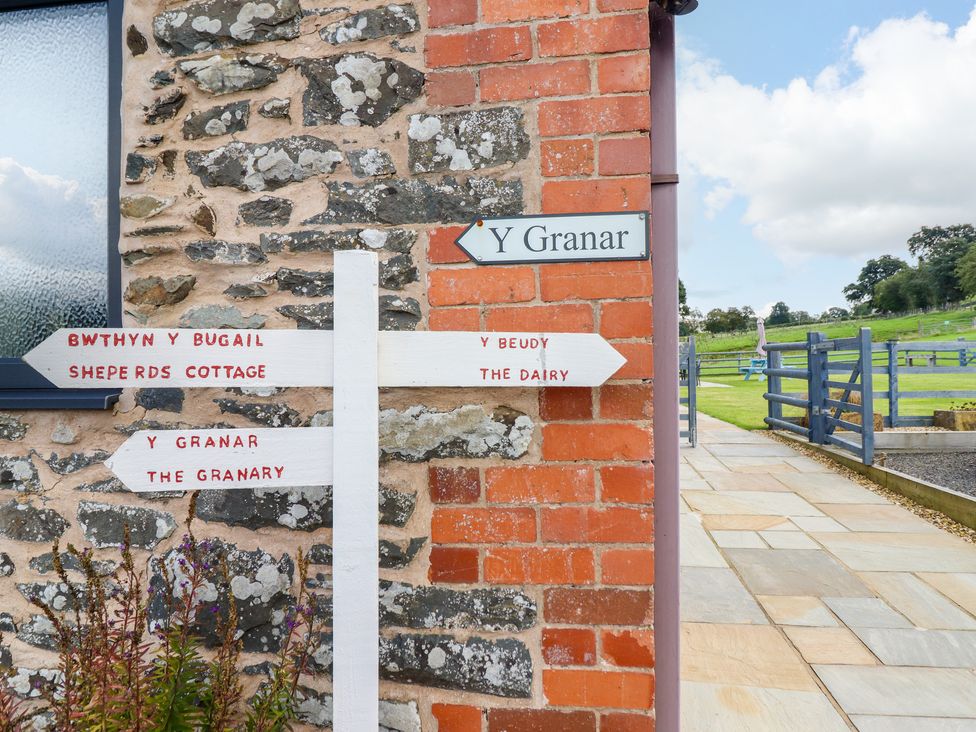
[703,306,754,334]
[792,310,814,324]
[907,224,976,258]
[843,255,909,306]
[766,301,792,326]
[957,244,976,298]
[873,267,936,313]
[819,307,850,321]
[922,237,972,303]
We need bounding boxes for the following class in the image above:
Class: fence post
[860,328,875,465]
[767,348,782,428]
[688,336,698,447]
[960,337,967,368]
[807,331,827,445]
[887,340,899,429]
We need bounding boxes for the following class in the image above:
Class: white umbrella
[756,318,767,357]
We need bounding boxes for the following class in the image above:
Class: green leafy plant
[0,494,322,732]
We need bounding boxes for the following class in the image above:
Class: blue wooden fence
[679,336,698,447]
[764,328,876,464]
[763,329,976,463]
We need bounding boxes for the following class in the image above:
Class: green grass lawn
[695,306,976,354]
[689,372,976,431]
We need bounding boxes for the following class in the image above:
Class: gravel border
[881,452,976,498]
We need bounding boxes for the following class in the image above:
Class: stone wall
[0,0,654,729]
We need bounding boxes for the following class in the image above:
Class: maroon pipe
[650,7,680,731]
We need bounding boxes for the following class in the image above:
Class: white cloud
[0,157,105,271]
[678,9,976,261]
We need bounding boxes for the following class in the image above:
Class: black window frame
[0,0,122,409]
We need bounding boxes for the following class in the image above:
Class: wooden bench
[739,358,767,381]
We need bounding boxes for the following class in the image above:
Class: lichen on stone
[186,136,342,191]
[298,54,423,128]
[408,107,530,173]
[177,53,288,95]
[153,0,301,57]
[379,405,533,461]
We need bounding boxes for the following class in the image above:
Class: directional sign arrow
[455,211,649,265]
[22,329,332,389]
[23,329,626,388]
[105,427,333,493]
[380,331,626,387]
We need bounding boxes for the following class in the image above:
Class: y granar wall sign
[21,250,627,731]
[454,211,650,264]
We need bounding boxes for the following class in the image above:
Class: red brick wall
[424,1,654,727]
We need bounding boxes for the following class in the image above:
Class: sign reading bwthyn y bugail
[105,427,334,493]
[454,211,650,264]
[22,251,627,732]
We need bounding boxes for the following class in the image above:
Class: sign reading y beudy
[455,211,650,265]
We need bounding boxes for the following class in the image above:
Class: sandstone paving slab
[851,716,976,731]
[715,457,800,474]
[725,548,873,598]
[822,597,912,628]
[682,681,851,731]
[701,515,795,531]
[756,595,838,627]
[918,573,976,616]
[708,443,801,458]
[783,626,877,665]
[812,533,976,573]
[680,513,728,568]
[681,623,814,691]
[712,530,767,549]
[852,628,976,668]
[680,463,702,479]
[681,567,767,624]
[700,430,774,445]
[759,530,820,549]
[775,472,888,504]
[859,572,976,630]
[700,471,790,492]
[814,665,976,718]
[784,456,836,472]
[683,491,825,517]
[818,503,942,533]
[684,451,729,472]
[682,478,712,491]
[790,515,850,532]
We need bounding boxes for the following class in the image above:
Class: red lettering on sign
[184,364,267,380]
[497,337,550,350]
[195,465,285,482]
[147,469,183,484]
[520,368,570,382]
[192,333,265,348]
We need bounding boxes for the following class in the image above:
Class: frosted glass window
[0,2,108,359]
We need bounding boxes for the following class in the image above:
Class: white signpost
[454,211,650,264]
[24,251,627,731]
[105,427,334,493]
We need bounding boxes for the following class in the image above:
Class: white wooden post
[332,251,379,730]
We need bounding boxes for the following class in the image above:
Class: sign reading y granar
[455,211,649,265]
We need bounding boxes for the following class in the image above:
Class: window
[0,0,121,408]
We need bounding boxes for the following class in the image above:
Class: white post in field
[331,250,380,730]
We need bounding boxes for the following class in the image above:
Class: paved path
[680,413,976,731]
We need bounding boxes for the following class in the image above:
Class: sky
[0,1,107,272]
[676,1,976,317]
[0,2,108,356]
